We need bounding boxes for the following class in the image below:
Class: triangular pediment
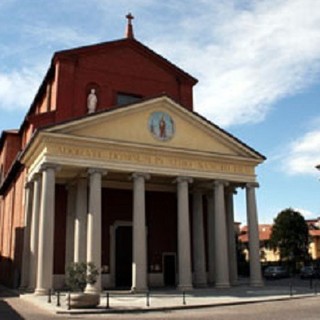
[46,96,264,161]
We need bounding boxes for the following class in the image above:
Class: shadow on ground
[0,286,23,320]
[0,300,24,320]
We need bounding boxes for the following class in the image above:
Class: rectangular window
[116,93,142,106]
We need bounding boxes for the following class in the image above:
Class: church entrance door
[115,226,132,288]
[163,253,176,287]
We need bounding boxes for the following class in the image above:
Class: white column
[35,165,57,295]
[176,176,193,291]
[214,180,230,288]
[85,169,104,294]
[246,182,263,287]
[74,179,87,263]
[131,173,149,292]
[192,190,207,287]
[65,184,76,269]
[29,174,42,291]
[206,192,215,285]
[226,187,238,285]
[20,182,34,289]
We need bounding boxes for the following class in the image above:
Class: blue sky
[1,0,320,225]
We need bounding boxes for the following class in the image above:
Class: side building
[239,220,320,264]
[0,17,265,294]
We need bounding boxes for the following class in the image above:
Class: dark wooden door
[163,254,176,287]
[115,226,132,288]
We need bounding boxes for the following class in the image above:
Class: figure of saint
[159,115,166,139]
[87,88,98,114]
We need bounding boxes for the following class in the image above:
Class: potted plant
[65,262,100,308]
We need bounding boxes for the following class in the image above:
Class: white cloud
[148,0,320,127]
[294,208,315,220]
[284,127,320,176]
[0,68,42,111]
[1,0,320,123]
[259,207,316,223]
[24,24,100,50]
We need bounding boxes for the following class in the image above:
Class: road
[1,295,320,320]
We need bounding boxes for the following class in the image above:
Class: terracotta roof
[239,222,320,242]
[239,224,273,243]
[309,230,320,237]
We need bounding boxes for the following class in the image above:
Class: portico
[20,96,264,295]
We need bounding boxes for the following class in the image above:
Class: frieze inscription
[50,144,254,175]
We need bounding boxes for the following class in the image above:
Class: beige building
[240,220,320,263]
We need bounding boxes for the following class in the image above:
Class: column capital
[131,172,150,180]
[29,172,42,183]
[246,182,259,189]
[65,181,77,191]
[40,163,60,173]
[226,185,238,195]
[205,191,214,201]
[213,179,229,187]
[191,187,205,195]
[87,168,107,176]
[175,176,193,184]
[24,181,33,190]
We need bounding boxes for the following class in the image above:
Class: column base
[34,288,49,295]
[177,284,193,292]
[131,286,148,293]
[194,282,207,288]
[18,285,29,293]
[250,280,264,287]
[21,286,34,293]
[215,282,230,289]
[230,279,239,286]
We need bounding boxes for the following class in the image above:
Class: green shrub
[65,262,99,292]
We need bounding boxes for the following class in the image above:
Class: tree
[270,208,310,270]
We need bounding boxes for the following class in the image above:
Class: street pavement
[0,277,320,319]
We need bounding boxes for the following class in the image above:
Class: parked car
[300,266,320,279]
[263,266,289,279]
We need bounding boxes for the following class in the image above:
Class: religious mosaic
[148,111,175,141]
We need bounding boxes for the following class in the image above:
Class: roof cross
[125,13,134,39]
[126,13,134,24]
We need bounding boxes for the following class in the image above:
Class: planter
[67,292,100,308]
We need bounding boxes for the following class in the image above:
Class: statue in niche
[87,88,98,114]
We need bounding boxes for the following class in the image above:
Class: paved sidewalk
[19,279,320,315]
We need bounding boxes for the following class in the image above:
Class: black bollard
[67,292,71,310]
[56,290,60,307]
[289,281,293,297]
[182,291,186,305]
[314,282,317,295]
[310,278,313,289]
[146,291,150,307]
[106,292,110,309]
[48,289,52,303]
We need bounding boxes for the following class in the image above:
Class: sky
[0,0,320,225]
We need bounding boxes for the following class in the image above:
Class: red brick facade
[0,37,197,288]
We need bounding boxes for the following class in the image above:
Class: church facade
[0,18,265,294]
